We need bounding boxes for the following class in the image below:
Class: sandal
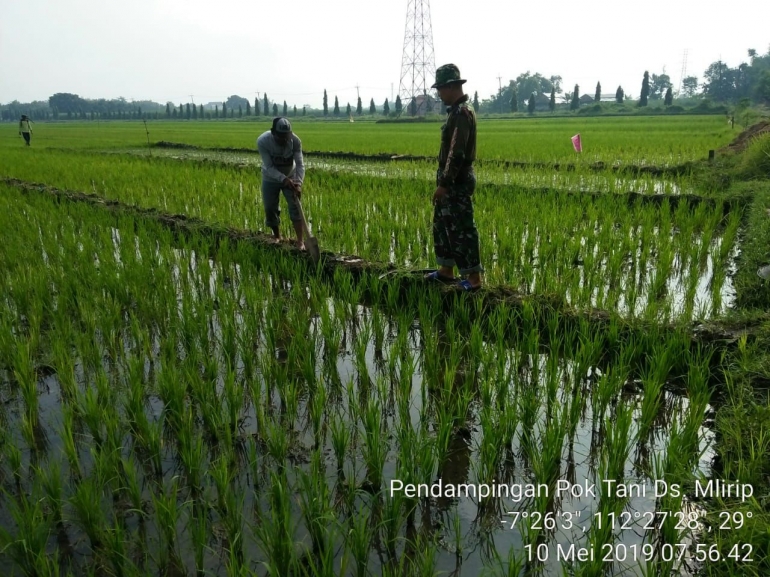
[424,270,457,284]
[455,279,481,292]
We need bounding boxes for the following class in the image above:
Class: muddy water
[0,244,716,577]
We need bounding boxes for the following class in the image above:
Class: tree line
[3,47,767,121]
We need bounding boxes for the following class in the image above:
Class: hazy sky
[1,0,767,107]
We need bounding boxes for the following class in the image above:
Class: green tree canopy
[639,71,650,106]
[570,84,580,110]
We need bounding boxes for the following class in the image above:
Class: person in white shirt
[256,117,306,249]
[19,115,33,146]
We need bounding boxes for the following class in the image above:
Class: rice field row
[121,146,702,197]
[0,116,736,164]
[0,185,724,577]
[0,147,742,323]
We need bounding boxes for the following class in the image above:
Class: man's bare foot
[296,241,306,251]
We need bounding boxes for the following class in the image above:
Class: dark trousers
[21,132,31,146]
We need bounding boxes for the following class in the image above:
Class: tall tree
[664,87,673,105]
[179,103,184,117]
[383,98,390,116]
[192,103,198,119]
[394,95,402,115]
[293,105,297,116]
[510,87,518,112]
[639,71,650,106]
[273,103,278,116]
[649,73,672,100]
[570,84,580,110]
[214,105,218,119]
[323,89,328,116]
[333,96,340,116]
[681,76,699,97]
[263,94,269,116]
[222,102,227,118]
[369,98,376,114]
[473,91,479,111]
[238,105,242,118]
[549,88,556,111]
[595,82,601,102]
[615,86,624,103]
[186,103,191,120]
[346,102,352,116]
[254,97,260,116]
[246,100,251,116]
[356,96,362,115]
[283,101,288,116]
[408,98,417,116]
[303,106,307,116]
[528,92,536,114]
[166,102,171,118]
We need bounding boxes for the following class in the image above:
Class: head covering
[271,117,292,134]
[432,64,467,89]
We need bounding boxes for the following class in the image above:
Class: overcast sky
[1,0,767,107]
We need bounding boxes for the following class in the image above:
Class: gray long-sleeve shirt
[256,131,305,185]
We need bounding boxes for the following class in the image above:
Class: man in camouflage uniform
[425,64,483,290]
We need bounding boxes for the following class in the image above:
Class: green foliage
[639,71,650,106]
[323,89,328,116]
[739,132,770,180]
[664,87,674,106]
[570,84,580,110]
[333,96,340,116]
[510,87,518,112]
[473,91,479,111]
[616,86,624,103]
[356,96,362,115]
[369,98,376,114]
[394,95,402,115]
[527,92,536,114]
[383,98,390,116]
[549,88,555,112]
[595,81,601,102]
[272,103,278,116]
[263,93,269,116]
[283,101,287,116]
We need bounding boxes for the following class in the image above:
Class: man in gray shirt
[257,117,306,249]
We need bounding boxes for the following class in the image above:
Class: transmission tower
[678,49,689,95]
[398,0,436,116]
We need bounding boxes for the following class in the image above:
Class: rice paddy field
[1,117,769,577]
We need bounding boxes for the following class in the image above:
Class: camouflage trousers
[433,171,483,275]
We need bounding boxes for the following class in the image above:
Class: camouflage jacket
[437,94,476,188]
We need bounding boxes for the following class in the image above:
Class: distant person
[256,117,306,249]
[18,115,33,146]
[425,64,483,291]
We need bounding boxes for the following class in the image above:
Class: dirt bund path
[153,141,697,177]
[2,176,752,389]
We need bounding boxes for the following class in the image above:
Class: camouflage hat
[431,64,467,89]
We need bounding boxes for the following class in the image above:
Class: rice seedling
[0,487,56,577]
